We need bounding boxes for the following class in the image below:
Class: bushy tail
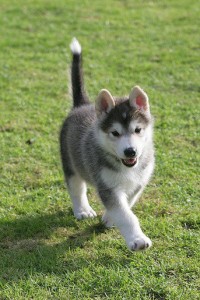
[70,38,89,107]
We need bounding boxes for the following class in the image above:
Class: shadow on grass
[0,210,110,282]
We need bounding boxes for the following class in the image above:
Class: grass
[0,0,199,299]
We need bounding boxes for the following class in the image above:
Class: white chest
[100,162,153,196]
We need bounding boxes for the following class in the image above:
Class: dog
[60,38,155,251]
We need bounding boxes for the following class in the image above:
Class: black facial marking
[100,98,150,133]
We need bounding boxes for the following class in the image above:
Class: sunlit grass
[0,0,199,299]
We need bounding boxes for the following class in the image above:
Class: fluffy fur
[60,38,155,251]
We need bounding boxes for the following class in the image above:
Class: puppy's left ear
[129,86,150,113]
[95,89,115,117]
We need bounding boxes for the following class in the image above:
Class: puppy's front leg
[98,185,152,251]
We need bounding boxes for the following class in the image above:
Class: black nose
[124,147,137,158]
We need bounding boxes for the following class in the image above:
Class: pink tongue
[125,158,135,164]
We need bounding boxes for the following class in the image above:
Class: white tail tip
[70,38,81,55]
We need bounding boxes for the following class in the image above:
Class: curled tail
[70,38,89,108]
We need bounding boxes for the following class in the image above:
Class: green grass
[0,0,199,299]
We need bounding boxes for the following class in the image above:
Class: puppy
[60,38,155,250]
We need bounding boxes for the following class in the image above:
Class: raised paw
[127,234,152,251]
[74,206,97,220]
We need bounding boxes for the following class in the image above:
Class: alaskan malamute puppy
[60,38,155,251]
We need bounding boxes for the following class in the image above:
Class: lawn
[0,0,199,299]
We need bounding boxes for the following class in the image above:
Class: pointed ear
[129,86,150,112]
[95,89,115,117]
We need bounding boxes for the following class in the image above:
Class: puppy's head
[95,86,153,168]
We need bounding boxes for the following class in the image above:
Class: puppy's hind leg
[68,175,97,220]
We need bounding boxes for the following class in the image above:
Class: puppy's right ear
[95,89,115,117]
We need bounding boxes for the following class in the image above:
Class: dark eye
[135,127,142,134]
[111,131,120,137]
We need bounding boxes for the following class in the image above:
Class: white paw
[74,206,97,220]
[102,212,114,228]
[127,234,152,251]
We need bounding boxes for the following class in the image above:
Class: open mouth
[122,158,137,167]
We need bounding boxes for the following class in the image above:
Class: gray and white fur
[60,38,155,251]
